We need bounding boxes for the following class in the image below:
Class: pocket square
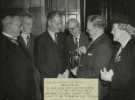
[88,53,93,56]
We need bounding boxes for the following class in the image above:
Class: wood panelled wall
[45,0,80,30]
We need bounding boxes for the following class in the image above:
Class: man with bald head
[0,14,40,100]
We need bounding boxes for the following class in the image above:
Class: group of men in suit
[1,10,135,100]
[63,14,135,100]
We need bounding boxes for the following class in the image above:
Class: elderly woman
[100,20,135,100]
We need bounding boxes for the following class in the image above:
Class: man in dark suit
[0,14,40,100]
[19,12,35,59]
[35,11,67,78]
[100,22,135,100]
[64,18,90,77]
[77,15,113,100]
[19,12,41,99]
[77,15,113,78]
[65,18,89,68]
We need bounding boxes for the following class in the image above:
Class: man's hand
[77,46,87,55]
[100,67,114,82]
[71,67,78,76]
[57,69,69,78]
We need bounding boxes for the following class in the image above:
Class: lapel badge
[115,55,121,63]
[88,53,93,56]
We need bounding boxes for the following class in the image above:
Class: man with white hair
[0,14,40,100]
[65,18,89,75]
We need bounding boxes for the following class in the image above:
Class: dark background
[86,0,135,25]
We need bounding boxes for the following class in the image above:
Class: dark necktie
[27,35,31,48]
[55,33,58,43]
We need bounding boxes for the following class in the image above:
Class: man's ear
[48,20,52,27]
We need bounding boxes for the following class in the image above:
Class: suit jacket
[34,31,66,78]
[76,34,113,100]
[65,33,89,52]
[0,33,40,100]
[107,37,135,100]
[77,34,113,78]
[64,33,90,68]
[18,33,35,60]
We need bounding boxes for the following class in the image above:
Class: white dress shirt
[48,30,57,43]
[21,33,30,46]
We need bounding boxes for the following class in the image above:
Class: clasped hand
[100,67,114,82]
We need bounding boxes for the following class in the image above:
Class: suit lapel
[87,34,106,53]
[19,34,34,57]
[46,31,58,46]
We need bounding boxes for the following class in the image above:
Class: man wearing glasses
[65,18,90,76]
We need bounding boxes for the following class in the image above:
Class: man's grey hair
[87,15,106,29]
